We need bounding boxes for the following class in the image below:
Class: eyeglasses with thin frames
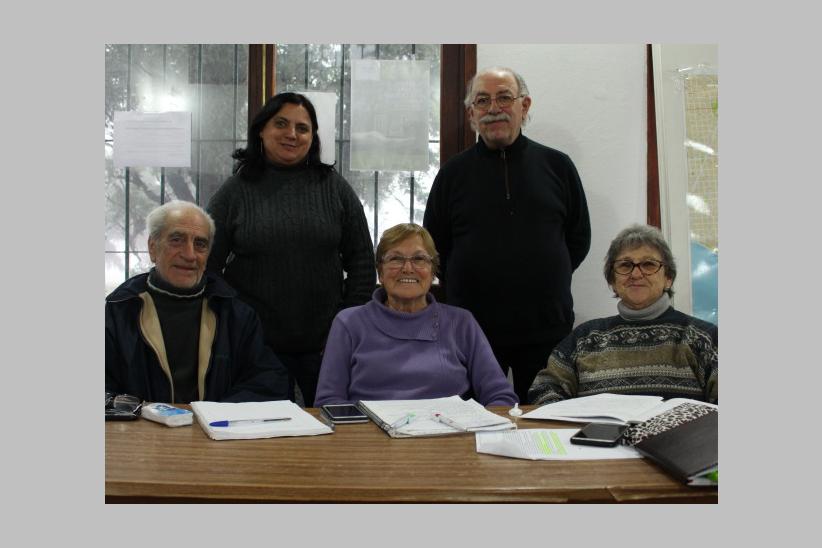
[382,254,433,270]
[471,93,525,110]
[612,259,666,276]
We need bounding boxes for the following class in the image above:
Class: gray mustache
[480,113,510,124]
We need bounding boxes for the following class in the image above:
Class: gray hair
[604,224,677,297]
[463,67,531,108]
[146,200,216,242]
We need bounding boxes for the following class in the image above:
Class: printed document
[476,429,642,461]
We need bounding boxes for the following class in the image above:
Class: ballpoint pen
[209,417,292,427]
[388,412,417,432]
[432,412,468,432]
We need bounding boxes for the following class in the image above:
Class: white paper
[191,400,333,440]
[476,429,642,461]
[522,394,718,425]
[113,111,191,167]
[298,91,337,165]
[350,60,430,171]
[521,393,665,424]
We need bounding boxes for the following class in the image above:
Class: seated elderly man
[528,224,717,406]
[105,200,289,403]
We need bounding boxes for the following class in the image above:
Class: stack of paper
[521,393,717,425]
[358,395,515,438]
[191,400,333,441]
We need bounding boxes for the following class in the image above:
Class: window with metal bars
[104,44,249,295]
[105,43,462,296]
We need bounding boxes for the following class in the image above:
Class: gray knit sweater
[206,163,375,353]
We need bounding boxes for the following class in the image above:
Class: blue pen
[388,412,417,431]
[209,417,291,427]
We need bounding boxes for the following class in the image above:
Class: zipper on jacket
[501,149,511,200]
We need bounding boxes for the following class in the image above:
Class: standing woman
[207,92,375,407]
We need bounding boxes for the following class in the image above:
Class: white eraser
[141,403,193,427]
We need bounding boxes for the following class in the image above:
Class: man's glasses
[471,93,524,110]
[105,392,143,421]
[612,259,666,276]
[382,254,433,270]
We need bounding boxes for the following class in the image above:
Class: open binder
[358,395,515,438]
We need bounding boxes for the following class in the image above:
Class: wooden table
[106,406,717,503]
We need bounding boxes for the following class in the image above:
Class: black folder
[626,404,718,486]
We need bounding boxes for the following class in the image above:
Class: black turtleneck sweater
[146,270,205,403]
[424,133,591,347]
[206,163,375,354]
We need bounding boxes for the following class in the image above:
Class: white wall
[478,44,647,325]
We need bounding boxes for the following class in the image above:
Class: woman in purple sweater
[315,223,517,407]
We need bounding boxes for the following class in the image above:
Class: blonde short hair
[375,223,440,275]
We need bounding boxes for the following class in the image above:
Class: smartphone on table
[320,403,370,424]
[569,423,628,447]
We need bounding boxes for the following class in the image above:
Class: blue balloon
[690,241,718,325]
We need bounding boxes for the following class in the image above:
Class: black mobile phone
[569,423,628,447]
[320,404,369,424]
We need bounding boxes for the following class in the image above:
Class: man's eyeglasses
[382,254,433,270]
[471,93,524,110]
[105,392,143,421]
[612,259,666,276]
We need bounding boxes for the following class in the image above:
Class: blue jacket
[105,272,289,403]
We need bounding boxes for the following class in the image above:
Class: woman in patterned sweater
[528,224,717,405]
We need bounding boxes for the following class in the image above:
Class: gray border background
[7,0,816,545]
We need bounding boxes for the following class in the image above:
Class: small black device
[320,404,369,424]
[569,423,628,447]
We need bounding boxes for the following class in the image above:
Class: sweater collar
[365,287,440,341]
[146,268,206,299]
[617,293,672,321]
[263,158,310,174]
[106,270,236,303]
[476,131,528,157]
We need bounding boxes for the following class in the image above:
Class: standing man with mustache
[424,67,591,404]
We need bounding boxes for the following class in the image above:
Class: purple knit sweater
[315,289,518,407]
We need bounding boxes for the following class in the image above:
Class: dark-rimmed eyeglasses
[381,254,433,270]
[471,93,524,110]
[612,259,666,276]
